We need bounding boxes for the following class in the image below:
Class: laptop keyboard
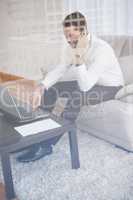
[33,108,49,119]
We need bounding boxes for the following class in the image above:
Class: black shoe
[16,145,53,163]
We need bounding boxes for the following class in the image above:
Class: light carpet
[0,130,133,200]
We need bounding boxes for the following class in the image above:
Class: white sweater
[42,35,124,91]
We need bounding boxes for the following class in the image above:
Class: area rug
[0,130,133,200]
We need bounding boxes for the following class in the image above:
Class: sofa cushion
[120,95,133,103]
[76,100,133,151]
[118,55,133,84]
[100,36,133,57]
[115,83,133,102]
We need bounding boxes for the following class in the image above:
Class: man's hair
[63,11,87,32]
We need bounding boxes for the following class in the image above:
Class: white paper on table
[14,118,61,136]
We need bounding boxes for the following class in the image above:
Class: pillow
[115,83,133,103]
[100,36,125,57]
[118,55,133,85]
[120,95,133,103]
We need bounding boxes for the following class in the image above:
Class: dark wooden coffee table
[0,114,80,200]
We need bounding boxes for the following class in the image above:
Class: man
[17,11,124,162]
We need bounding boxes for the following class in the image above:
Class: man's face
[63,26,81,48]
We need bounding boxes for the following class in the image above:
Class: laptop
[0,85,49,123]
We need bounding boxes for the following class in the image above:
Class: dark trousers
[43,81,122,108]
[39,81,122,147]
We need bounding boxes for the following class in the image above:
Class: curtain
[64,0,133,36]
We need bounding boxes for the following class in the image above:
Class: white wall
[1,0,67,80]
[0,0,8,71]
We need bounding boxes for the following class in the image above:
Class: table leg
[1,151,16,200]
[68,127,80,169]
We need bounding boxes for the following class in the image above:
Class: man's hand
[31,83,45,110]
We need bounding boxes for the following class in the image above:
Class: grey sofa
[76,35,133,151]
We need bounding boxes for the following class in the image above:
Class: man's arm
[41,64,67,89]
[31,64,69,109]
[75,63,103,91]
[75,46,113,91]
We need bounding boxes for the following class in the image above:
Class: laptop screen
[0,85,33,120]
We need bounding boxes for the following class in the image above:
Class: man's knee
[42,86,59,109]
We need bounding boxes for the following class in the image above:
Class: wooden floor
[0,183,6,200]
[0,183,19,200]
[0,71,23,83]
